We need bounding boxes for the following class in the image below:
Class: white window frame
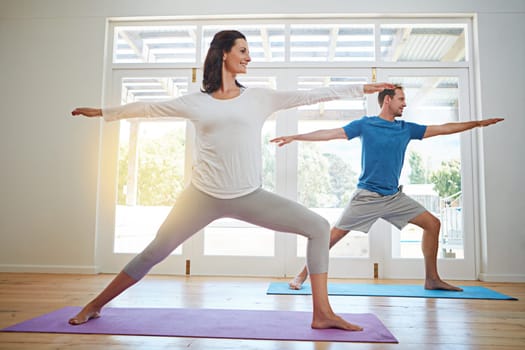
[97,16,478,278]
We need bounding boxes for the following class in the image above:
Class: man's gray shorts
[335,187,427,233]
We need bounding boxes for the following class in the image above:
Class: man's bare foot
[289,276,306,290]
[68,305,101,325]
[289,271,308,290]
[425,279,463,291]
[311,314,363,331]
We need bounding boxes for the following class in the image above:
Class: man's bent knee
[411,211,441,233]
[425,215,441,233]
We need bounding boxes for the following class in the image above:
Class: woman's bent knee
[306,216,330,240]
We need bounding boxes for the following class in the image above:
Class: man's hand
[479,117,504,127]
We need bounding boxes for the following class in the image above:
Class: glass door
[283,69,383,278]
[186,69,291,276]
[376,68,476,280]
[98,69,196,274]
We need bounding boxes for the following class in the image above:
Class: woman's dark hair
[378,84,403,107]
[201,30,246,93]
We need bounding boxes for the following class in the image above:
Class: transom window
[111,19,469,65]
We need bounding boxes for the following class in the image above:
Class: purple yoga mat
[2,306,397,343]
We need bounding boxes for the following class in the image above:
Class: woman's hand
[270,135,296,147]
[363,83,396,94]
[71,108,103,118]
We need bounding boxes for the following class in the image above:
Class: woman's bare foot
[311,313,363,331]
[289,270,308,290]
[68,305,101,325]
[425,278,463,291]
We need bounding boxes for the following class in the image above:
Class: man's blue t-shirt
[343,116,427,196]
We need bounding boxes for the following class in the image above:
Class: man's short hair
[378,85,403,107]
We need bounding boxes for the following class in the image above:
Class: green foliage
[298,143,332,207]
[408,151,428,184]
[325,153,357,207]
[430,159,461,198]
[298,143,356,208]
[117,149,129,205]
[117,126,186,206]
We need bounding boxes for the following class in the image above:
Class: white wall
[1,0,524,281]
[475,12,525,282]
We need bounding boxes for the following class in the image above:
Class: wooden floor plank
[0,273,524,349]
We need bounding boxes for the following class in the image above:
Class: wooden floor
[0,273,524,349]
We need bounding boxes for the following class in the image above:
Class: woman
[70,30,393,331]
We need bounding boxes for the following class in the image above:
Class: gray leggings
[123,184,330,280]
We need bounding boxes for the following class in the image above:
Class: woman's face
[223,38,251,74]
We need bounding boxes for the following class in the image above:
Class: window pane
[296,76,370,258]
[204,225,275,256]
[113,26,197,63]
[290,24,375,62]
[114,76,189,254]
[380,24,467,62]
[389,76,464,259]
[202,25,285,62]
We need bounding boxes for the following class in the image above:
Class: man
[271,85,503,291]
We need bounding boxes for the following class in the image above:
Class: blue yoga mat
[267,283,517,300]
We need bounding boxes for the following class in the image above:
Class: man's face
[388,88,407,117]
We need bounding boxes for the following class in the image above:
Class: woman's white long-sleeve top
[103,85,364,199]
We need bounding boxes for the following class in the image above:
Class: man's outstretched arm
[270,128,347,147]
[423,118,504,139]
